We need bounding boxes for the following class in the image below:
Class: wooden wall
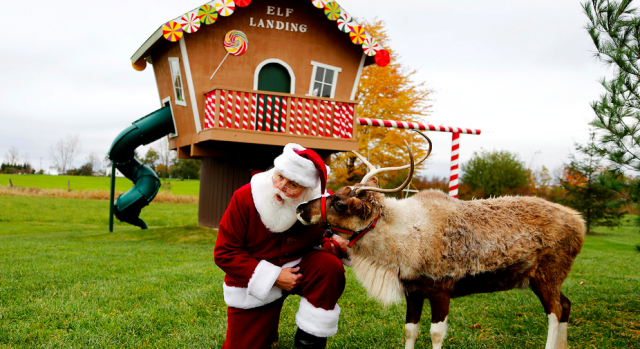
[150,0,365,150]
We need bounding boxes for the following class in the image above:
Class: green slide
[108,106,175,229]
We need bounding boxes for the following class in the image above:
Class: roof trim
[132,27,163,63]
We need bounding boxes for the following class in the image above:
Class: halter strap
[321,196,381,248]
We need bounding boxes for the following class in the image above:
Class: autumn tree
[559,133,626,233]
[328,19,433,191]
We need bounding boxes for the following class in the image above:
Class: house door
[256,63,291,132]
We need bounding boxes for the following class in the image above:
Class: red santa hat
[273,143,328,194]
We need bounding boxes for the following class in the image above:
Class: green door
[256,63,291,132]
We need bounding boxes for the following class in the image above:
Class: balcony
[198,86,359,152]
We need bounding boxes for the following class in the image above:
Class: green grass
[1,196,639,348]
[0,174,200,196]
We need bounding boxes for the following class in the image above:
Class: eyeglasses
[272,172,303,196]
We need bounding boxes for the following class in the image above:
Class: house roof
[130,0,389,68]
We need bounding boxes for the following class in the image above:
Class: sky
[0,0,611,179]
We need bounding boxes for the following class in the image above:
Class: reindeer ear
[365,176,379,188]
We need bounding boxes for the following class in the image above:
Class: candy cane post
[356,118,482,199]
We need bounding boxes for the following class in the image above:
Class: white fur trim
[430,317,447,349]
[405,323,420,349]
[247,260,282,301]
[223,283,283,309]
[251,169,273,214]
[274,143,326,189]
[556,322,568,349]
[295,297,341,337]
[545,313,559,349]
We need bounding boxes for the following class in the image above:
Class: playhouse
[126,0,389,228]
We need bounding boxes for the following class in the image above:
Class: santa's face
[254,169,313,233]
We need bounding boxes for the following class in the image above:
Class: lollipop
[162,21,183,42]
[337,12,355,33]
[178,11,201,34]
[224,30,248,56]
[362,37,380,56]
[235,0,251,6]
[324,2,341,21]
[349,26,366,45]
[311,0,327,9]
[214,0,236,16]
[210,30,249,80]
[198,5,218,25]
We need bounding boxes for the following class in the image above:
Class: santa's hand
[274,267,303,291]
[330,235,349,255]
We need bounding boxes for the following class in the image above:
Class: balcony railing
[203,87,356,139]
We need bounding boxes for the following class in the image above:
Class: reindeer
[296,132,584,349]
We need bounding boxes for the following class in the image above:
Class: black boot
[294,328,327,349]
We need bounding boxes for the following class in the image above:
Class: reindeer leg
[404,290,424,349]
[555,292,571,349]
[530,278,563,349]
[427,292,450,349]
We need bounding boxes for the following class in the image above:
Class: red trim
[321,196,381,248]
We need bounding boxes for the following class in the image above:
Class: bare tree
[22,152,30,165]
[49,134,81,174]
[155,137,176,177]
[5,146,19,165]
[86,152,102,174]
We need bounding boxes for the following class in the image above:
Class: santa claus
[215,143,349,349]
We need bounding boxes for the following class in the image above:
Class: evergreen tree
[583,0,640,205]
[559,133,626,234]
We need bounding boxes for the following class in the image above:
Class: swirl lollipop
[224,30,248,56]
[210,30,249,79]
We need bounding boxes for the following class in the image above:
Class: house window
[168,57,187,106]
[309,61,342,98]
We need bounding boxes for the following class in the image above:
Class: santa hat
[273,143,328,194]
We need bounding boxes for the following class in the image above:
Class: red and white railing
[356,118,482,199]
[204,88,357,139]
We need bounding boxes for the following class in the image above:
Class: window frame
[308,61,342,99]
[168,57,187,107]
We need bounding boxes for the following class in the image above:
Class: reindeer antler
[353,130,432,193]
[354,139,415,195]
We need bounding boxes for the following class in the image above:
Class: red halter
[320,196,382,248]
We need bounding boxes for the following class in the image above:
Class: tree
[49,134,81,174]
[559,132,626,233]
[583,0,640,203]
[142,148,160,171]
[5,146,19,165]
[155,137,175,178]
[328,19,433,191]
[170,159,201,180]
[85,152,102,175]
[460,150,529,198]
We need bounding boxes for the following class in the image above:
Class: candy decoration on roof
[224,29,248,56]
[198,5,219,25]
[324,2,341,21]
[375,49,390,67]
[362,37,380,56]
[162,21,184,42]
[337,12,355,33]
[349,26,366,45]
[178,11,201,34]
[311,0,328,9]
[214,0,235,16]
[235,0,251,6]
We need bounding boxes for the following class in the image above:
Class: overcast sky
[0,0,611,179]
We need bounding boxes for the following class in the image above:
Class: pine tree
[328,19,433,191]
[559,132,626,234]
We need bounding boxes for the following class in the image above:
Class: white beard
[251,169,318,233]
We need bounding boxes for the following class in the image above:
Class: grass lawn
[0,174,200,196]
[1,196,639,348]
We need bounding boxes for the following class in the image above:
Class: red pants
[223,250,345,349]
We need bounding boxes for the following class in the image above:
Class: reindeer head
[296,130,432,242]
